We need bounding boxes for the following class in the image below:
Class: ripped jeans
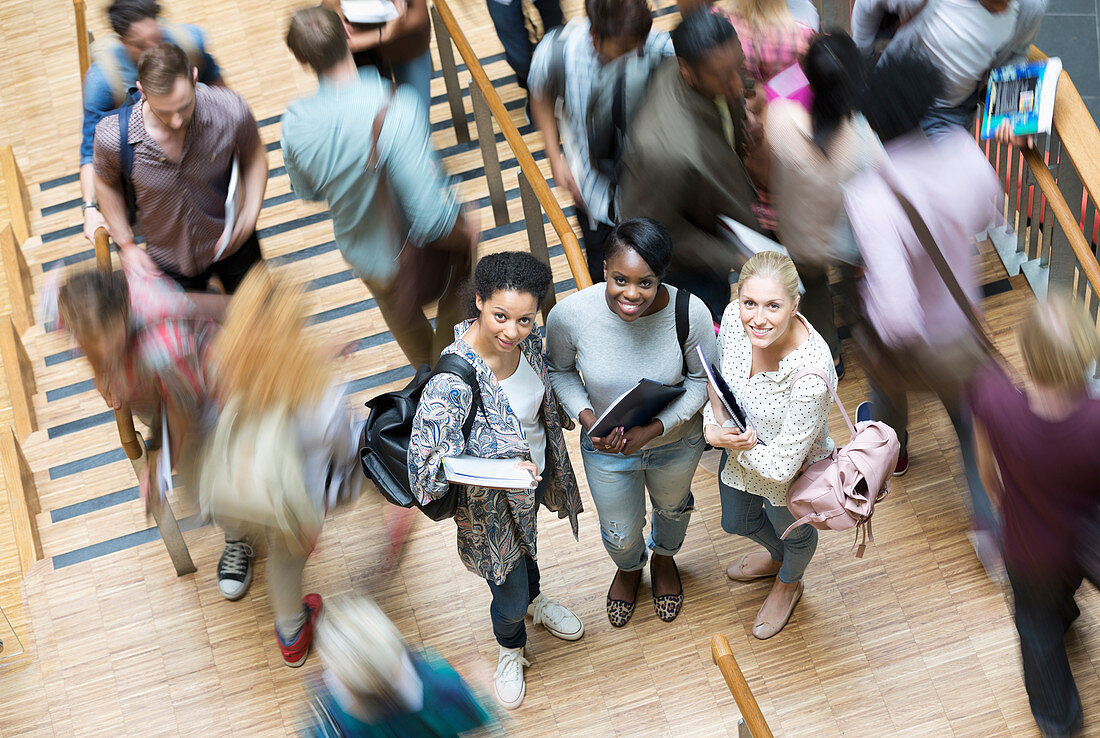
[580,428,704,571]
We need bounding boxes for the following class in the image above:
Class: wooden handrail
[1028,46,1100,211]
[1021,147,1100,296]
[429,0,592,290]
[711,634,774,738]
[94,228,145,460]
[75,0,91,85]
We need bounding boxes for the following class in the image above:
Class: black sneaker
[217,540,254,601]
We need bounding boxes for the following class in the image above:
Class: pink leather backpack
[779,368,901,557]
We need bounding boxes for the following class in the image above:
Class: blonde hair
[316,596,409,700]
[211,265,331,414]
[733,0,796,30]
[1017,293,1100,390]
[737,250,800,303]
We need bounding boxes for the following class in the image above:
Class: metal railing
[429,0,592,306]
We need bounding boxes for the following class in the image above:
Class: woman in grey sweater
[546,218,717,626]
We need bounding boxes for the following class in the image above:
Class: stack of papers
[442,455,538,490]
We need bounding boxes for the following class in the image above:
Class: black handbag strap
[674,286,690,378]
[887,184,1004,362]
[431,353,484,440]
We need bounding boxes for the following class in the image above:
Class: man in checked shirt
[93,42,268,295]
[92,42,268,602]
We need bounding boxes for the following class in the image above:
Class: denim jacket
[408,321,582,585]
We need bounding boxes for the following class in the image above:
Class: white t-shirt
[922,0,1019,107]
[497,353,547,474]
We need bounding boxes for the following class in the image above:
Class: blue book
[981,58,1061,140]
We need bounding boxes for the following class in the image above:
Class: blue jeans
[919,89,981,139]
[486,0,562,89]
[718,453,818,583]
[390,51,433,112]
[580,429,704,571]
[1007,567,1087,737]
[483,478,546,648]
[486,554,541,648]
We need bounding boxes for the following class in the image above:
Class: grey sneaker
[217,540,254,601]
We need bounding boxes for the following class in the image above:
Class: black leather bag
[359,354,482,521]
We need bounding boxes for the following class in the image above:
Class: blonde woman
[968,296,1100,738]
[199,266,364,668]
[704,251,835,639]
[303,596,493,736]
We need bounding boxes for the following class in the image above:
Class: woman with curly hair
[408,251,584,711]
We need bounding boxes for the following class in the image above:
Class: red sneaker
[892,450,910,476]
[277,593,323,668]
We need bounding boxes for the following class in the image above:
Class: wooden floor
[3,0,1100,735]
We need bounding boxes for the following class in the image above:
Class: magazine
[717,216,805,294]
[981,58,1061,140]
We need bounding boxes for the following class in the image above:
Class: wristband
[81,201,98,214]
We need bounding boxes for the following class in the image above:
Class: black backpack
[359,354,484,521]
[115,87,142,227]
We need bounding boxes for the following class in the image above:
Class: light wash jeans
[717,452,818,583]
[580,428,704,571]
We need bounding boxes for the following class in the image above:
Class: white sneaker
[493,646,529,710]
[526,593,584,641]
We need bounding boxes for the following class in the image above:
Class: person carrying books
[545,218,717,628]
[408,252,584,712]
[703,250,836,640]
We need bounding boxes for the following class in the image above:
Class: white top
[497,353,547,474]
[922,0,1019,107]
[703,310,836,506]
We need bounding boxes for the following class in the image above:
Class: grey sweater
[545,283,717,448]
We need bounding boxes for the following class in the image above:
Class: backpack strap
[886,183,1004,362]
[117,87,141,225]
[674,286,690,378]
[788,366,854,436]
[431,354,484,441]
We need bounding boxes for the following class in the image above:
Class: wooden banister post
[1,225,34,334]
[430,6,470,144]
[518,172,556,318]
[0,147,31,245]
[470,85,509,228]
[0,316,37,440]
[711,635,774,738]
[75,0,91,85]
[2,425,42,575]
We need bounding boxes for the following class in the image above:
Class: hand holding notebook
[697,346,765,445]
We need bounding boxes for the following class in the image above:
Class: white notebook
[442,455,538,490]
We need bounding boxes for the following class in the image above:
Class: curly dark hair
[466,251,554,317]
[603,217,673,279]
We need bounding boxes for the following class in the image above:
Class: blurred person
[486,0,563,96]
[321,0,433,109]
[619,10,762,321]
[198,266,365,668]
[841,50,1003,573]
[851,0,1047,140]
[528,0,674,283]
[409,252,584,710]
[968,296,1100,738]
[93,42,268,292]
[302,595,495,736]
[703,251,835,640]
[282,6,478,370]
[676,0,819,31]
[723,0,816,230]
[767,32,879,378]
[79,0,224,244]
[53,265,263,603]
[546,219,716,627]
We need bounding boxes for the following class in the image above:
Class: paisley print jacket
[408,321,582,585]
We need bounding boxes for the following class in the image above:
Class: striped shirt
[93,84,262,277]
[528,19,673,227]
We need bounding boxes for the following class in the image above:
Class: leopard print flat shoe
[652,558,684,623]
[606,570,642,628]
